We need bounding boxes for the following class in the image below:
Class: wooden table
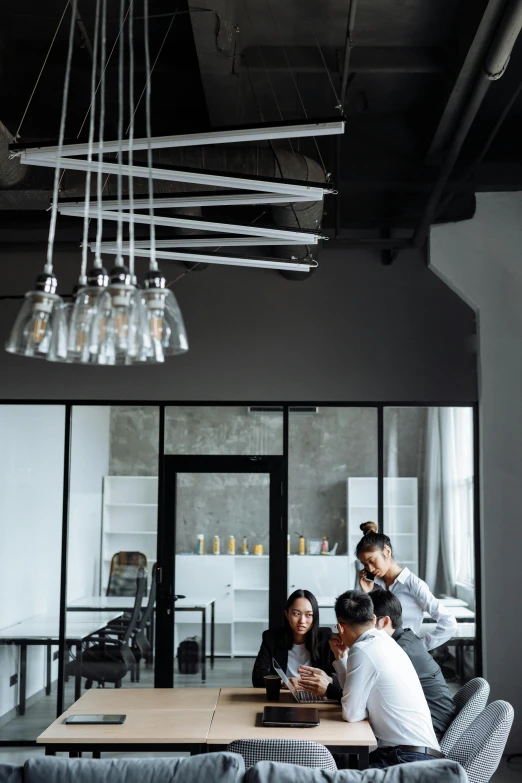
[37,687,375,768]
[68,595,216,681]
[0,612,122,715]
[68,687,220,712]
[208,688,376,769]
[39,709,215,756]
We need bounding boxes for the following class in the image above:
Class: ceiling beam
[242,46,444,75]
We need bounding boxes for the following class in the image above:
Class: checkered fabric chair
[440,677,490,754]
[446,700,514,783]
[227,740,337,770]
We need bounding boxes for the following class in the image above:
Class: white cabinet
[175,556,234,623]
[100,476,158,593]
[347,477,419,575]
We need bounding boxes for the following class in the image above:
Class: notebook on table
[272,658,338,704]
[262,706,320,727]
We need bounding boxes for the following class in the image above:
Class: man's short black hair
[335,590,375,627]
[369,589,403,630]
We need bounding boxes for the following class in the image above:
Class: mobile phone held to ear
[364,571,375,582]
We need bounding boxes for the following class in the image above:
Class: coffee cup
[264,674,281,701]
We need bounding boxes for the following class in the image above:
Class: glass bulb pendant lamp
[5,271,67,360]
[141,267,189,363]
[88,264,148,366]
[67,266,109,363]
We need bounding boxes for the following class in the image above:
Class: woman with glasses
[252,589,336,694]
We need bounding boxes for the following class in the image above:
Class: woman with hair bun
[355,523,457,651]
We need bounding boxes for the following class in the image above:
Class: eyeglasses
[335,622,345,632]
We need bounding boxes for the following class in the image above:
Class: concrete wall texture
[431,191,522,753]
[109,404,429,557]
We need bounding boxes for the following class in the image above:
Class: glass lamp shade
[141,287,189,362]
[5,291,67,360]
[89,284,155,366]
[67,286,103,364]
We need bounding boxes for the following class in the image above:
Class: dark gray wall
[0,246,477,401]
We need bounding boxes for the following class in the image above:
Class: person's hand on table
[329,632,348,660]
[297,665,332,696]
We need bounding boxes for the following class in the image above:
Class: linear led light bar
[97,237,302,250]
[98,246,314,273]
[24,154,330,199]
[18,118,345,158]
[61,192,313,210]
[58,206,322,243]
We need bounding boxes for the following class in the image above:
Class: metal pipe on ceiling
[339,0,358,110]
[412,0,522,249]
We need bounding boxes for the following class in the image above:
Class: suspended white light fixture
[5,0,78,362]
[18,118,345,158]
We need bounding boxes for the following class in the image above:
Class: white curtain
[423,407,474,594]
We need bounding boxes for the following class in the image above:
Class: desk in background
[68,595,216,681]
[0,611,122,715]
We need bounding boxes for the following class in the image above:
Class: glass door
[155,455,284,687]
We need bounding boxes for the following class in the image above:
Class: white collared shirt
[374,568,457,651]
[333,629,440,749]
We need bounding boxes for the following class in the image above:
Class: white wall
[67,407,111,601]
[430,192,522,752]
[0,405,65,722]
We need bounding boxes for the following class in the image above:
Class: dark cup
[264,674,281,701]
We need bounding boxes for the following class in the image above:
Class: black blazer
[252,626,335,687]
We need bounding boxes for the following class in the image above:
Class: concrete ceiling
[1,0,522,240]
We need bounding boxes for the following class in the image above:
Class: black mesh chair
[107,552,148,596]
[67,573,146,688]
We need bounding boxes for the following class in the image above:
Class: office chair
[446,700,514,782]
[227,740,337,770]
[440,676,490,754]
[107,551,148,596]
[67,573,146,688]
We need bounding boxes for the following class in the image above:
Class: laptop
[272,658,338,704]
[262,706,320,728]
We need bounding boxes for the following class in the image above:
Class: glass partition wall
[0,403,479,747]
[0,406,66,744]
[384,407,477,682]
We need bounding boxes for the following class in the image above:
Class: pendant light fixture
[64,0,107,365]
[5,0,78,361]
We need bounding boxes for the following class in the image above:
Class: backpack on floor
[177,636,201,674]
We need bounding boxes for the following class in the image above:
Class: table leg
[75,643,83,700]
[211,601,215,670]
[19,645,27,716]
[358,747,369,770]
[201,607,207,683]
[46,645,52,695]
[93,752,101,759]
[45,748,56,756]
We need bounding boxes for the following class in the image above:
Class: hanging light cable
[90,0,135,365]
[141,0,188,362]
[61,0,109,364]
[5,0,78,360]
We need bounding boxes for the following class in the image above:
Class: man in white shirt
[332,590,444,768]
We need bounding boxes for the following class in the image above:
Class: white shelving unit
[100,476,158,593]
[347,477,419,576]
